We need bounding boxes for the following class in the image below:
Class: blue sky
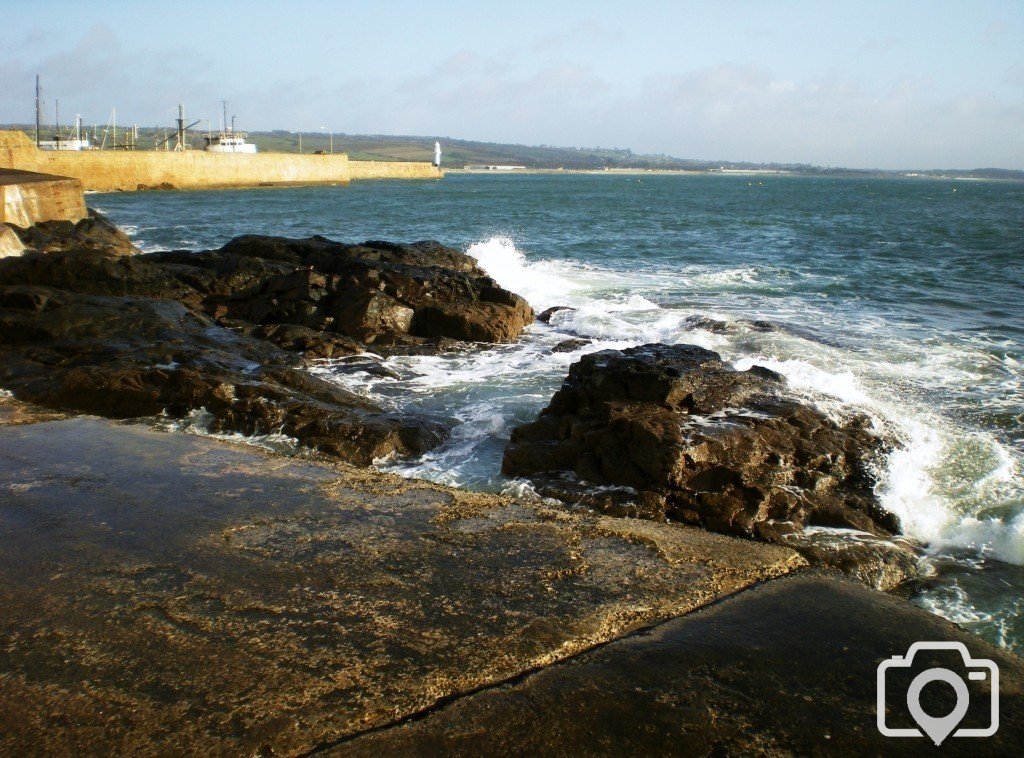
[1,0,1022,168]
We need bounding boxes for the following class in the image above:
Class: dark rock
[136,182,176,191]
[0,286,443,466]
[248,323,362,359]
[537,305,575,323]
[551,338,592,353]
[683,314,732,333]
[0,231,535,464]
[11,208,138,256]
[339,575,1024,756]
[331,354,404,381]
[158,234,534,346]
[503,343,899,543]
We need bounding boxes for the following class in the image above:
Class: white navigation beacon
[434,141,442,167]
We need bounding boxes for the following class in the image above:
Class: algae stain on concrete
[0,415,803,754]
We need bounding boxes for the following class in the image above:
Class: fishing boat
[202,101,257,153]
[202,130,256,153]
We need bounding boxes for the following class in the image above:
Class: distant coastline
[448,167,1017,181]
[5,125,1021,182]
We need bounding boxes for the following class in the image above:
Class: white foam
[156,408,301,456]
[468,236,582,310]
[917,583,996,625]
[732,356,870,405]
[875,418,951,541]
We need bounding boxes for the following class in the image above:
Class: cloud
[0,24,217,126]
[2,23,1021,169]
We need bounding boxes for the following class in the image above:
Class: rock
[503,343,899,543]
[0,286,444,466]
[683,314,732,333]
[330,354,403,381]
[339,574,1024,756]
[10,208,138,256]
[551,338,592,353]
[0,231,538,465]
[136,182,176,191]
[782,529,921,590]
[155,234,534,346]
[537,305,575,323]
[248,323,362,359]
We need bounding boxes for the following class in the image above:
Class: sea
[93,172,1024,653]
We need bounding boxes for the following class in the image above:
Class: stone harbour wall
[0,131,440,191]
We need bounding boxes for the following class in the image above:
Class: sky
[1,0,1022,169]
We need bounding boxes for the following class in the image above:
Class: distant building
[463,164,527,171]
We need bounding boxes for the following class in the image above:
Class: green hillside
[7,125,1023,180]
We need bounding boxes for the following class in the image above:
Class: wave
[310,235,1024,577]
[467,236,1024,570]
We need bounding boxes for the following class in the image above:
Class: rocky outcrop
[503,343,899,542]
[148,234,533,346]
[9,209,138,255]
[0,229,532,464]
[0,286,444,465]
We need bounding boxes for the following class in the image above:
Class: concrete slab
[0,416,803,754]
[0,167,86,227]
[337,574,1023,757]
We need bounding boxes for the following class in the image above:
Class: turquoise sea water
[93,173,1024,651]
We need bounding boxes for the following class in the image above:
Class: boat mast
[54,99,60,147]
[34,75,41,148]
[176,103,185,151]
[222,100,228,134]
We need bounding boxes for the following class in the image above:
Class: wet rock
[503,343,899,543]
[0,417,805,755]
[339,574,1024,756]
[10,208,138,256]
[331,354,404,381]
[551,338,592,353]
[683,314,732,333]
[782,529,921,590]
[248,323,362,359]
[537,305,575,323]
[0,287,444,466]
[0,231,533,464]
[159,234,533,346]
